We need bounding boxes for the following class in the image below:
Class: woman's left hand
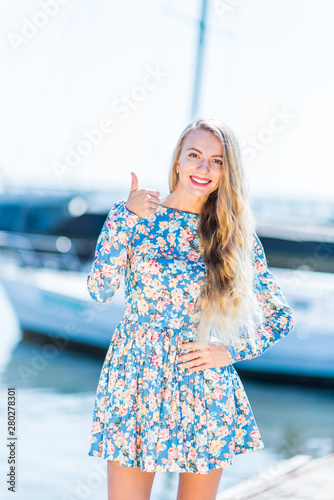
[177,341,233,372]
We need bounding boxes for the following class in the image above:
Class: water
[0,284,333,500]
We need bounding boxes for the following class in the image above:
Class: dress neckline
[157,204,200,216]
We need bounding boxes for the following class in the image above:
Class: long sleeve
[87,199,141,303]
[225,232,295,364]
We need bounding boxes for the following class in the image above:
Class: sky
[0,0,333,201]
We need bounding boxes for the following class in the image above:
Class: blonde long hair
[168,118,264,348]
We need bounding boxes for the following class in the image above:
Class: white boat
[1,259,334,384]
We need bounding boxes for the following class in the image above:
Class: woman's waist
[122,311,199,334]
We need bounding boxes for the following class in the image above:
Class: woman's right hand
[125,172,160,218]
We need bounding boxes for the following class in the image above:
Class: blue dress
[87,199,294,474]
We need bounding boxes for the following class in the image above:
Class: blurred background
[0,0,334,498]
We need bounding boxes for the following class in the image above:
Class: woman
[87,118,294,500]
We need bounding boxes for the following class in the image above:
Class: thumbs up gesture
[125,172,160,218]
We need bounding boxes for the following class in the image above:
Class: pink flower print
[105,219,114,230]
[187,251,199,262]
[255,261,266,273]
[209,439,222,454]
[186,302,195,315]
[194,397,203,415]
[219,425,230,438]
[101,240,111,254]
[241,403,250,415]
[186,392,194,404]
[169,418,176,430]
[150,329,160,342]
[208,370,220,383]
[168,446,179,459]
[107,442,115,455]
[129,439,136,458]
[92,421,101,433]
[213,388,223,400]
[149,261,160,274]
[197,459,208,474]
[156,301,166,313]
[180,240,190,252]
[152,355,161,368]
[118,231,129,246]
[163,387,172,402]
[237,414,247,426]
[235,388,244,400]
[256,291,266,304]
[225,414,233,425]
[171,288,183,308]
[159,428,170,441]
[114,433,125,447]
[228,440,235,451]
[138,298,150,315]
[167,232,176,245]
[235,428,247,442]
[101,263,113,277]
[268,282,278,292]
[144,458,155,472]
[152,290,161,301]
[142,274,153,286]
[116,378,125,389]
[125,214,138,228]
[180,228,194,241]
[108,373,117,391]
[188,447,198,460]
[119,404,128,417]
[250,429,261,440]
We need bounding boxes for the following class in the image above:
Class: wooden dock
[218,453,334,499]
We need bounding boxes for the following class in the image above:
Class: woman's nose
[197,159,210,172]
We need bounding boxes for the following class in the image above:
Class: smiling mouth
[190,175,212,186]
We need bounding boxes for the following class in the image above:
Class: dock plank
[218,453,334,499]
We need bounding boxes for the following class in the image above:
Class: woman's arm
[225,232,295,364]
[87,200,141,303]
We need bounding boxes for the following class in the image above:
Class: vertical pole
[190,0,209,120]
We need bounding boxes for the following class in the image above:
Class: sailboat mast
[190,0,209,120]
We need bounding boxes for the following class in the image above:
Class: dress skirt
[88,317,264,474]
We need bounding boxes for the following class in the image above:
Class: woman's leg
[176,468,223,500]
[107,460,156,500]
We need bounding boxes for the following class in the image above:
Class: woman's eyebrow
[186,147,223,158]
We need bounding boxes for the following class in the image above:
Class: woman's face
[176,129,223,199]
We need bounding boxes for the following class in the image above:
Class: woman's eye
[189,153,222,165]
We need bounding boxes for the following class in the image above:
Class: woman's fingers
[178,344,199,361]
[178,353,199,366]
[180,342,199,349]
[179,359,205,370]
[178,346,201,369]
[126,172,160,217]
[177,343,232,370]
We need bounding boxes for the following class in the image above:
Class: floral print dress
[87,199,294,474]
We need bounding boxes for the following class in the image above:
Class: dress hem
[87,442,265,474]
